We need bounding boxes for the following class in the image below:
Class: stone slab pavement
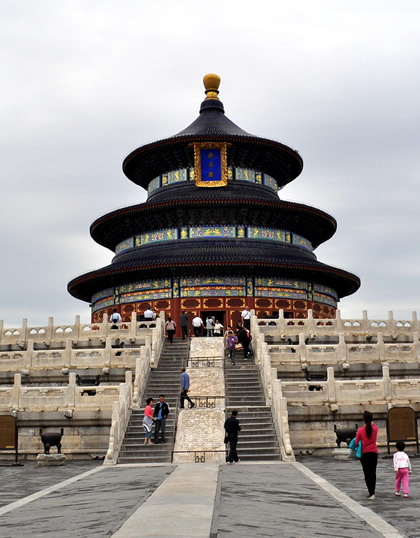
[0,457,416,537]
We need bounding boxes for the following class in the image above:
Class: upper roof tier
[123,74,303,189]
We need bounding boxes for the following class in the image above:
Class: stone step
[225,388,263,395]
[233,454,282,462]
[226,399,266,406]
[118,455,172,464]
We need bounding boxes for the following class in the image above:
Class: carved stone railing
[257,309,420,339]
[2,372,121,412]
[280,365,420,408]
[0,312,157,345]
[104,371,133,466]
[251,313,295,462]
[267,332,420,369]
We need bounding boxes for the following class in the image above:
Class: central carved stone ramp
[118,338,189,464]
[225,358,281,461]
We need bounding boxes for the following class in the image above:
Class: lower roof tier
[68,239,360,302]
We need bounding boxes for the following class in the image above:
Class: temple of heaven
[68,74,360,327]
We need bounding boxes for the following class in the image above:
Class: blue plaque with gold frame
[191,142,229,187]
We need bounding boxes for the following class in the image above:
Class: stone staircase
[224,355,281,461]
[118,338,189,464]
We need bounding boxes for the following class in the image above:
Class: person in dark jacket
[180,311,189,340]
[224,410,241,464]
[153,394,170,444]
[237,326,251,358]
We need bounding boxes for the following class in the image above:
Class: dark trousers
[167,330,175,343]
[180,390,194,408]
[242,341,250,358]
[227,438,239,463]
[154,418,166,442]
[361,452,378,495]
[181,326,188,340]
[193,326,201,337]
[243,319,250,331]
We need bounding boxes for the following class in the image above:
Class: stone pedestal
[36,453,66,466]
[332,447,350,460]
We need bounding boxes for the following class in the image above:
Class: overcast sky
[1,1,419,327]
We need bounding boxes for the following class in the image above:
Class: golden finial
[203,73,221,100]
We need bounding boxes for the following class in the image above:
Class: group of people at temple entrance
[178,306,251,339]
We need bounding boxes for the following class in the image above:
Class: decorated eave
[68,240,360,303]
[89,197,337,252]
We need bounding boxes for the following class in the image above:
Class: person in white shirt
[192,316,203,337]
[214,320,224,337]
[110,309,122,324]
[144,308,154,320]
[393,441,412,497]
[241,306,251,331]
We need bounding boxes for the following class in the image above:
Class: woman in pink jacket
[355,410,379,500]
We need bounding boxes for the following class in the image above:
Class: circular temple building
[68,74,360,328]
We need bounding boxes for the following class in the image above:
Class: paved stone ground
[299,455,420,538]
[0,457,415,537]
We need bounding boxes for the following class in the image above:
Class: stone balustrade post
[413,332,420,360]
[307,309,314,335]
[100,314,108,337]
[298,333,306,362]
[382,364,392,400]
[11,373,21,409]
[377,332,385,361]
[362,310,369,335]
[104,337,112,365]
[21,318,28,342]
[130,312,137,338]
[75,315,81,338]
[64,339,72,366]
[125,370,133,393]
[327,367,336,402]
[159,310,165,321]
[388,311,396,337]
[46,317,53,341]
[24,340,34,369]
[68,372,76,408]
[338,332,347,361]
[278,309,285,334]
[412,312,419,334]
[336,309,343,333]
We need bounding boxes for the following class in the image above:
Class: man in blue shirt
[180,367,195,409]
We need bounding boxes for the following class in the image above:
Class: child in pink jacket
[394,441,412,497]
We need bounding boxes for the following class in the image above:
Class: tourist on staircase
[225,330,238,366]
[179,367,195,409]
[165,317,177,344]
[143,398,156,445]
[237,325,251,359]
[180,311,189,340]
[224,410,241,464]
[153,394,170,444]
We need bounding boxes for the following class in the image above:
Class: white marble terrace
[1,309,420,459]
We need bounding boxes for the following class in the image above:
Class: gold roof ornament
[203,73,220,100]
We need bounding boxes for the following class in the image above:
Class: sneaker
[367,494,376,500]
[403,494,408,498]
[227,462,233,465]
[190,403,195,408]
[395,492,401,496]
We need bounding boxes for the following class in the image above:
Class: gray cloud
[1,1,419,325]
